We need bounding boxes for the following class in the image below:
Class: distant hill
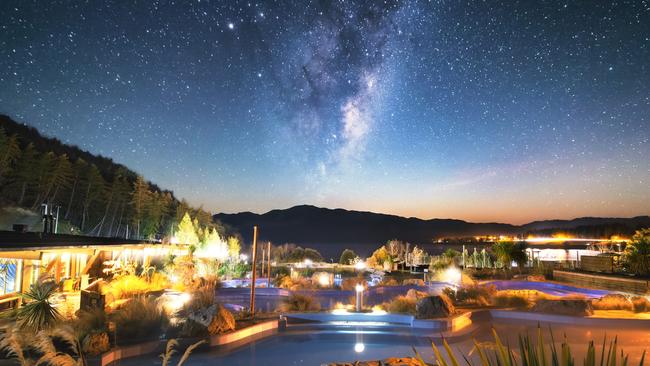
[214,205,650,257]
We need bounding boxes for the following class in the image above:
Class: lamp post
[249,226,258,318]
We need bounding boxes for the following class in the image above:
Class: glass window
[0,259,22,295]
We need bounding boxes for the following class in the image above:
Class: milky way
[0,1,648,223]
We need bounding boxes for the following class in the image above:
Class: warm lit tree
[227,236,241,259]
[623,229,650,276]
[176,212,199,246]
[339,249,357,265]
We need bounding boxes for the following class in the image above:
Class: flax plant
[413,327,645,366]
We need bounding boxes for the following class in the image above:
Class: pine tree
[64,158,88,220]
[3,142,38,205]
[131,175,151,239]
[81,164,105,232]
[47,154,74,203]
[0,128,20,185]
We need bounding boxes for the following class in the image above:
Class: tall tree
[131,175,151,239]
[0,128,20,186]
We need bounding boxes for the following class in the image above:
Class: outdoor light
[317,273,331,287]
[304,258,313,267]
[355,284,364,312]
[354,260,366,270]
[354,343,365,353]
[240,254,249,263]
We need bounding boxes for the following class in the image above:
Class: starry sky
[1,1,648,224]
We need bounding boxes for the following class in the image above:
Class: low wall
[100,319,279,366]
[553,270,649,294]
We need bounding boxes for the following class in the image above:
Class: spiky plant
[17,279,61,331]
[160,339,205,366]
[412,327,646,366]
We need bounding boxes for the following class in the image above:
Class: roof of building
[0,230,157,251]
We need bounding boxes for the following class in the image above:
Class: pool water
[121,318,649,366]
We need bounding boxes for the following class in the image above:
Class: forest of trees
[0,115,218,239]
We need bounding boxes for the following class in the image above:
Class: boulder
[405,289,429,301]
[415,295,455,319]
[532,299,593,316]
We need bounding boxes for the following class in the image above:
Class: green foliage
[492,241,527,270]
[339,249,357,265]
[417,327,646,366]
[623,229,650,276]
[17,279,61,331]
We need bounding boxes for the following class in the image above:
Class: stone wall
[553,270,649,294]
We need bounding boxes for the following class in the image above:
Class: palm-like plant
[17,279,61,331]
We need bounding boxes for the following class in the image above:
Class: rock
[405,289,429,301]
[82,332,110,356]
[189,304,218,327]
[415,295,455,319]
[207,304,236,335]
[532,299,594,316]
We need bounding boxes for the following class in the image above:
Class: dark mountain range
[214,205,650,257]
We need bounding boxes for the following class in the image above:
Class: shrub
[280,294,321,312]
[492,291,530,308]
[383,296,417,315]
[443,284,496,306]
[591,294,633,311]
[110,297,169,343]
[339,249,357,265]
[631,296,650,313]
[379,278,399,286]
[82,332,110,356]
[102,273,168,300]
[74,308,108,340]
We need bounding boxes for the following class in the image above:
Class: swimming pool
[484,280,610,298]
[119,316,649,366]
[215,280,611,312]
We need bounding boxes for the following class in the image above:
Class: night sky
[1,1,648,223]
